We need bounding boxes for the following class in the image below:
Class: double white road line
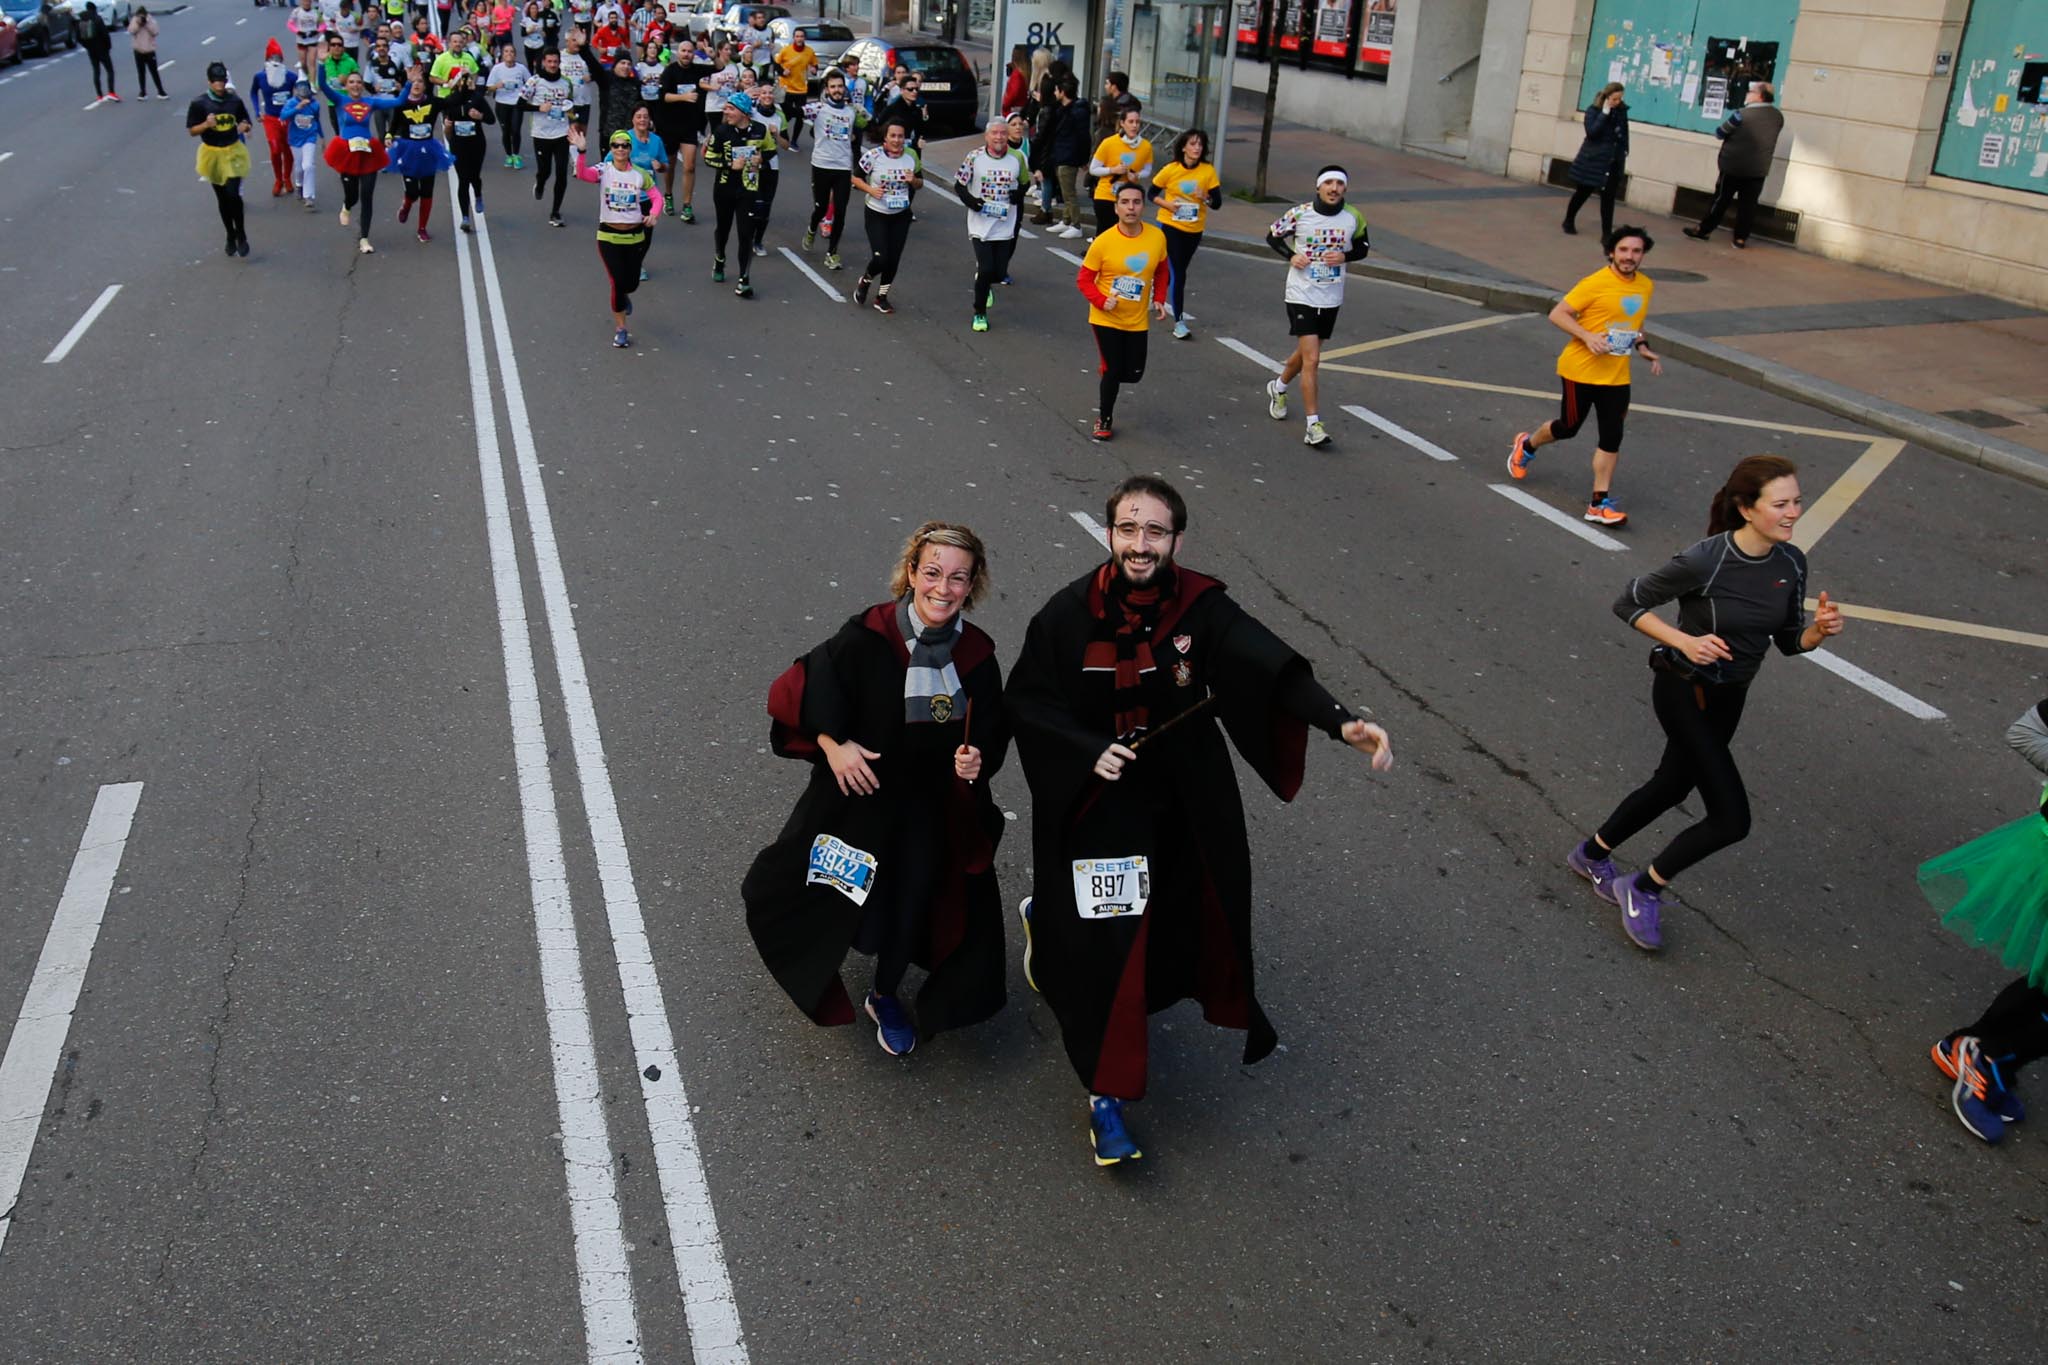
[451,189,746,1363]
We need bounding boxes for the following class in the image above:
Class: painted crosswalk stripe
[1069,509,1110,550]
[778,245,844,303]
[43,284,122,364]
[1487,483,1627,551]
[0,782,144,1258]
[1803,648,1946,720]
[1046,245,1083,266]
[1341,403,1458,461]
[1216,336,1284,373]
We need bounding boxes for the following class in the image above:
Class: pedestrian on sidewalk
[78,2,119,101]
[1047,74,1090,238]
[1094,68,1138,136]
[1922,699,2048,1145]
[128,8,166,98]
[1507,225,1662,526]
[1264,166,1369,449]
[1565,455,1843,953]
[1684,81,1783,249]
[1075,183,1168,441]
[1005,475,1391,1166]
[742,522,1010,1061]
[1563,82,1627,239]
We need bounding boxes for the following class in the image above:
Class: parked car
[765,17,853,90]
[842,36,977,135]
[0,10,20,64]
[669,0,723,39]
[712,2,786,47]
[60,0,131,30]
[1,0,75,57]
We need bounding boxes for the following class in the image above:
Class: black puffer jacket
[1568,102,1628,189]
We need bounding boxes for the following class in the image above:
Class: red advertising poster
[1359,0,1396,66]
[1311,0,1350,58]
[1235,0,1259,48]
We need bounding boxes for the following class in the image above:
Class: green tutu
[1920,812,2048,987]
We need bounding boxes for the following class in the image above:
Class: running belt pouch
[1647,645,1696,680]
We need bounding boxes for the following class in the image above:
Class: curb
[1203,231,2048,493]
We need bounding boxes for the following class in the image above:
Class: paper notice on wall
[1994,93,2010,113]
[1701,75,1727,120]
[2032,150,2048,178]
[1650,44,1673,85]
[1957,83,1978,128]
[1681,73,1701,106]
[1608,58,1625,85]
[1980,131,2006,167]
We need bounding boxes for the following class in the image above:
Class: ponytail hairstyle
[1707,454,1799,536]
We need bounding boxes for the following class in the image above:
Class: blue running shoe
[865,991,916,1057]
[1019,896,1037,993]
[1950,1036,2007,1143]
[611,327,631,348]
[1933,1035,2024,1124]
[1090,1096,1141,1166]
[1617,875,1662,951]
[1567,839,1620,905]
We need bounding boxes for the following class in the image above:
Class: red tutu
[324,136,389,176]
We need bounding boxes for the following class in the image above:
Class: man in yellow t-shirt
[775,33,818,146]
[1087,106,1152,236]
[1075,183,1168,441]
[1508,225,1663,527]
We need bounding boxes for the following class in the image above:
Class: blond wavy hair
[888,522,991,610]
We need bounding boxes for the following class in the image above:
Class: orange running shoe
[1506,431,1534,479]
[1584,497,1629,526]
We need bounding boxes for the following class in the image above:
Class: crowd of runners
[158,2,2048,1167]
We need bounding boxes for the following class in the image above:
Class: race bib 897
[1072,855,1149,919]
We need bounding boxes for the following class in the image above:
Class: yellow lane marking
[1793,438,1905,553]
[1804,598,2048,650]
[1319,312,1526,361]
[1317,364,1871,440]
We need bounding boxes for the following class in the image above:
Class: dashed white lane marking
[1046,245,1083,266]
[201,34,215,44]
[1069,509,1110,550]
[1487,484,1627,552]
[235,15,246,22]
[1803,648,1946,720]
[778,245,843,303]
[920,183,960,206]
[1341,403,1459,462]
[1216,336,1283,372]
[1019,226,1037,238]
[453,184,644,1364]
[83,97,109,111]
[0,152,13,165]
[43,284,122,364]
[160,60,176,69]
[468,209,749,1364]
[0,782,144,1259]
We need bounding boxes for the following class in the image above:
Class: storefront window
[1575,0,1799,133]
[1932,0,2048,195]
[1234,0,1393,81]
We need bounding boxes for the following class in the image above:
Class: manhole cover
[1654,269,1710,283]
[1938,408,2021,429]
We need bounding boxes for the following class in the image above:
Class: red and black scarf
[1083,562,1177,743]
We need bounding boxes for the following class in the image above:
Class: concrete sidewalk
[1194,101,2048,487]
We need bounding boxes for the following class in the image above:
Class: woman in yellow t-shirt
[1148,128,1220,341]
[1087,106,1152,235]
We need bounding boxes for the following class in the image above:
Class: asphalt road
[3,5,2047,1361]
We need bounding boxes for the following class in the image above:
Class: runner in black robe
[1006,476,1393,1165]
[743,524,1009,1057]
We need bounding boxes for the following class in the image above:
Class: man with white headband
[1264,165,1370,447]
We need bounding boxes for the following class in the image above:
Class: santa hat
[265,37,284,61]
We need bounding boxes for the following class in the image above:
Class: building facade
[1219,0,2048,306]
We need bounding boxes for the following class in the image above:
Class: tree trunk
[1254,0,1281,199]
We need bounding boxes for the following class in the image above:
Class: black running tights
[1957,979,2048,1076]
[342,171,378,239]
[809,166,849,249]
[971,236,1015,313]
[533,136,569,216]
[1595,671,1751,882]
[209,178,246,238]
[862,205,910,285]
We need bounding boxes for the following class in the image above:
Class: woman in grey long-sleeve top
[1921,698,2048,1145]
[1563,455,1844,952]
